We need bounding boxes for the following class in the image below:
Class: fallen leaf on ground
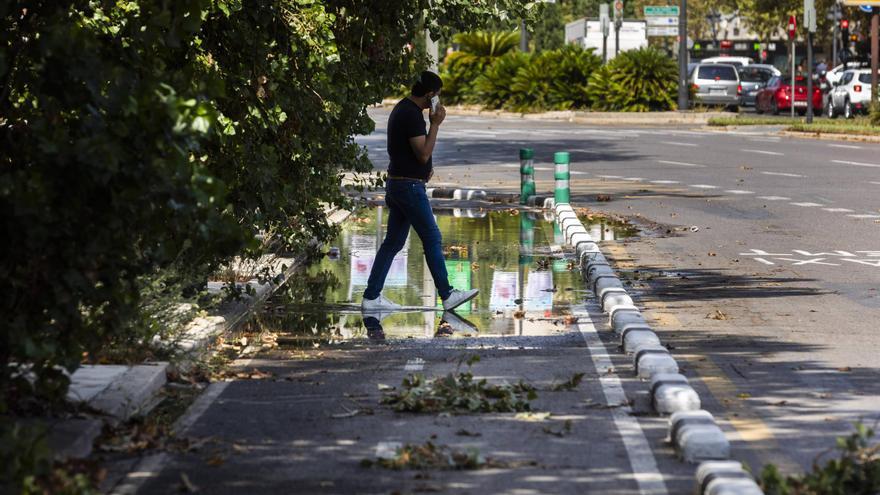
[707,310,728,320]
[837,367,852,372]
[515,412,551,421]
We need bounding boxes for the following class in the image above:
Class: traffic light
[840,19,849,30]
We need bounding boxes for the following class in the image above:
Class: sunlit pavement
[126,204,702,494]
[358,107,880,475]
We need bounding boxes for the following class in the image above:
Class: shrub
[587,47,679,112]
[475,51,532,109]
[440,31,520,104]
[508,45,601,112]
[759,422,880,495]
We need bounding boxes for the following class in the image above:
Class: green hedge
[441,38,679,113]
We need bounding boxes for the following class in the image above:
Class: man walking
[361,71,478,312]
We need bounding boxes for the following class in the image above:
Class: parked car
[737,64,781,107]
[827,69,873,119]
[826,60,870,85]
[701,56,754,68]
[690,63,741,109]
[754,75,822,115]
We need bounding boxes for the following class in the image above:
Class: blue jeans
[364,179,452,301]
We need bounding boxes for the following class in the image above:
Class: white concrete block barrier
[426,188,487,201]
[696,461,764,495]
[602,290,635,313]
[649,373,701,414]
[622,327,662,353]
[668,411,731,463]
[633,344,680,379]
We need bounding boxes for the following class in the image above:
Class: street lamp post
[678,0,688,111]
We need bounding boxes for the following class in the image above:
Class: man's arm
[409,105,446,165]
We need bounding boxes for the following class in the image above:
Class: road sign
[648,26,679,36]
[646,16,678,26]
[804,0,817,33]
[614,0,624,27]
[788,15,797,39]
[842,0,880,5]
[600,3,611,37]
[644,5,679,16]
[861,5,874,12]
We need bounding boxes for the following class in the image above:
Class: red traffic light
[841,19,849,30]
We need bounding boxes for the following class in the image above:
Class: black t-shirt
[387,98,431,180]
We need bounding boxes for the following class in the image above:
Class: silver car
[737,64,781,107]
[690,63,741,109]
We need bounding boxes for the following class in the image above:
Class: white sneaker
[442,288,479,311]
[361,294,403,311]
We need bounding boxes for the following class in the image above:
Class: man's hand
[429,104,446,127]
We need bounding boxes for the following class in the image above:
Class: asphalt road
[361,106,880,472]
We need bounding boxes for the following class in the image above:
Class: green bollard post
[520,148,535,205]
[554,151,570,205]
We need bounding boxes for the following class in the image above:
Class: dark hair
[411,71,442,97]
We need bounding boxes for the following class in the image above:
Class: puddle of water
[254,207,634,343]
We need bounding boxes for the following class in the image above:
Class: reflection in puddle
[255,207,636,343]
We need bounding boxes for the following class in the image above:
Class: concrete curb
[779,129,880,143]
[553,202,761,491]
[426,187,488,201]
[377,100,725,125]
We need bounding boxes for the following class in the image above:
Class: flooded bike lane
[130,204,697,495]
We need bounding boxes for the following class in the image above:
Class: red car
[755,75,823,115]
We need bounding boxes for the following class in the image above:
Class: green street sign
[644,5,680,16]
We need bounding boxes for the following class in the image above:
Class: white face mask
[430,95,440,113]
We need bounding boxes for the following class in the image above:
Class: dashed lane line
[660,141,699,147]
[832,159,880,168]
[790,202,824,207]
[823,207,854,213]
[828,144,862,149]
[761,171,805,178]
[742,149,784,156]
[690,184,718,189]
[404,358,425,371]
[725,190,755,195]
[657,160,706,168]
[649,180,680,184]
[847,214,880,219]
[574,308,669,495]
[758,196,791,201]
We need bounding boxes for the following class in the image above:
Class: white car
[701,56,754,68]
[826,61,869,85]
[826,69,872,119]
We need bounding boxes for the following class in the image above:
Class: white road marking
[828,144,862,149]
[823,207,854,213]
[623,177,644,181]
[572,149,602,154]
[761,171,805,178]
[574,308,669,495]
[404,358,425,372]
[758,196,791,201]
[535,167,553,171]
[658,160,706,168]
[870,181,880,185]
[748,137,782,142]
[690,184,718,189]
[660,141,699,147]
[499,164,520,168]
[848,214,880,219]
[570,171,588,175]
[832,159,880,168]
[743,149,784,156]
[790,202,823,207]
[649,180,680,184]
[754,258,775,265]
[725,189,755,195]
[598,175,623,179]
